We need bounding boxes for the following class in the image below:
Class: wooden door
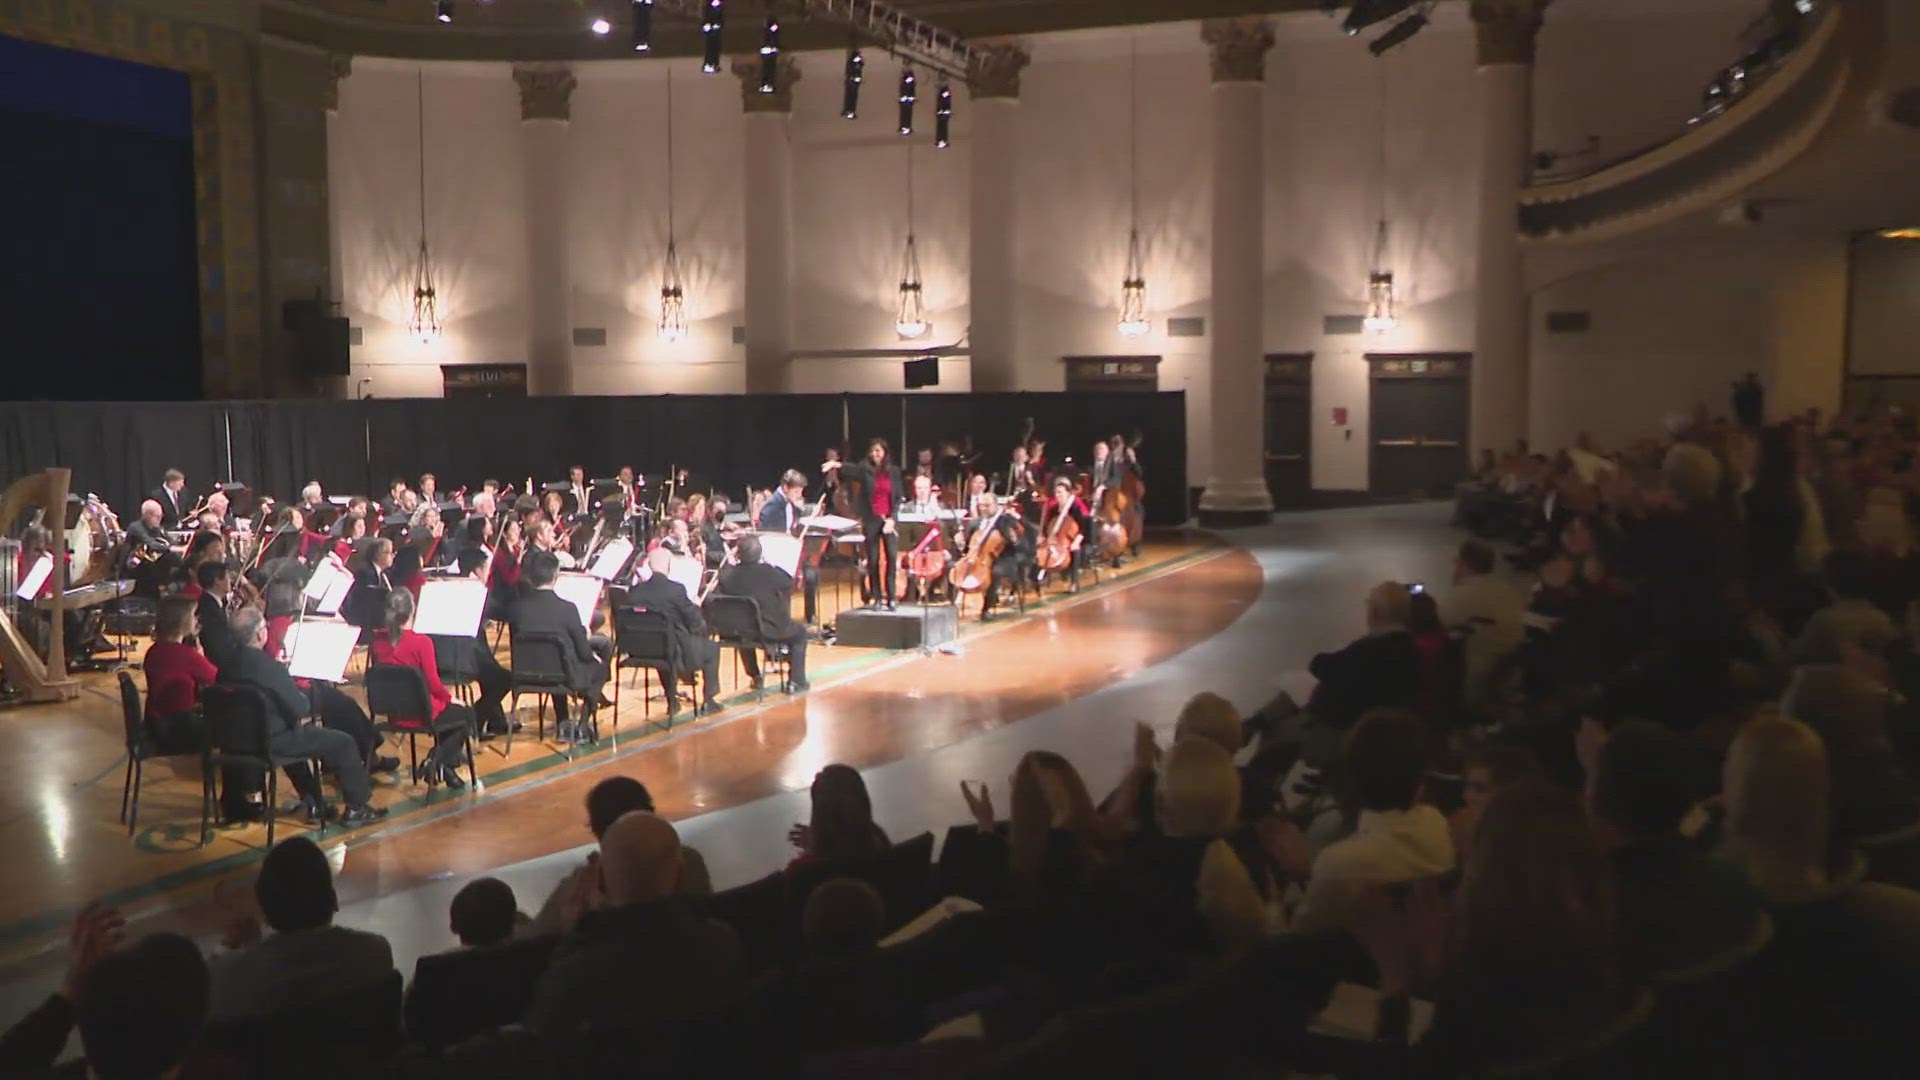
[1367,353,1469,500]
[1264,354,1312,509]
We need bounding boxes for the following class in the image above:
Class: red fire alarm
[1332,407,1349,426]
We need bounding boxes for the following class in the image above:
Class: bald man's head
[646,546,675,575]
[598,812,683,906]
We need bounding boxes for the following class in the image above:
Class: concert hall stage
[0,528,1250,965]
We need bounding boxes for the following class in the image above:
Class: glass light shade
[659,240,687,341]
[1117,227,1149,337]
[894,233,928,339]
[1364,269,1398,333]
[408,238,441,343]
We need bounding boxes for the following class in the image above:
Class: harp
[0,469,82,703]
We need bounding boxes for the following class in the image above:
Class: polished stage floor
[0,502,1459,1021]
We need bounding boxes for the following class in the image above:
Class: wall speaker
[904,355,939,389]
[292,313,349,378]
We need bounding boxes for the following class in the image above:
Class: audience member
[527,775,714,937]
[208,836,396,1022]
[790,764,890,866]
[449,877,523,949]
[1781,664,1920,846]
[801,878,886,962]
[524,812,746,1037]
[1301,583,1423,756]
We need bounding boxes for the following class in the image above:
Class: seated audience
[527,775,713,937]
[790,764,891,867]
[449,877,524,949]
[1292,710,1454,934]
[524,812,746,1037]
[1448,739,1540,854]
[208,836,396,1022]
[958,750,1116,906]
[801,878,887,963]
[1443,539,1526,713]
[1781,663,1920,847]
[1298,582,1422,761]
[1115,737,1268,951]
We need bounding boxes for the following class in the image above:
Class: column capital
[967,42,1031,100]
[513,63,577,121]
[1471,0,1551,66]
[731,55,801,113]
[1201,18,1275,84]
[322,53,351,112]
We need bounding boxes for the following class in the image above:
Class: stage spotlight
[632,0,653,52]
[590,17,612,35]
[1368,12,1428,55]
[842,46,864,118]
[435,0,454,24]
[934,82,952,148]
[897,66,917,136]
[1343,0,1416,36]
[701,0,724,73]
[758,16,780,92]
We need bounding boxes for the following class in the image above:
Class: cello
[1037,492,1081,574]
[949,510,1007,594]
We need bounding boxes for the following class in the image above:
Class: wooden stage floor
[0,533,1261,960]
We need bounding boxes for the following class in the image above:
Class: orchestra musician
[332,512,369,563]
[1088,437,1125,493]
[381,478,410,516]
[512,549,612,742]
[566,465,590,517]
[964,473,990,512]
[699,496,730,572]
[529,518,577,569]
[369,590,473,789]
[1007,445,1038,506]
[841,438,904,611]
[897,473,949,604]
[758,469,822,626]
[1040,475,1094,593]
[623,546,724,716]
[343,536,395,631]
[204,490,236,531]
[713,533,810,692]
[418,473,440,509]
[299,482,325,518]
[194,562,241,670]
[150,469,188,529]
[1026,436,1050,481]
[963,492,1025,622]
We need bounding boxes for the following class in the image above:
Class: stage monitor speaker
[294,315,350,378]
[904,355,939,389]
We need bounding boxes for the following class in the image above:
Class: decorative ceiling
[263,0,1323,62]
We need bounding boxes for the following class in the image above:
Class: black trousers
[463,638,512,733]
[801,565,821,624]
[425,703,474,770]
[862,520,897,603]
[310,681,379,761]
[738,630,808,685]
[679,637,723,705]
[274,722,371,806]
[551,636,612,722]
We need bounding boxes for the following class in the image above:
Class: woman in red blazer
[141,598,216,751]
[368,589,473,789]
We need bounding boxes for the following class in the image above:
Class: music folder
[414,578,486,638]
[798,513,857,532]
[755,532,803,578]
[283,620,360,683]
[15,555,52,601]
[553,572,604,631]
[304,558,354,615]
[588,538,635,581]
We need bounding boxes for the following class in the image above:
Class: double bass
[1094,433,1146,560]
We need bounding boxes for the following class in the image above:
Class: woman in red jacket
[141,599,216,751]
[368,590,473,789]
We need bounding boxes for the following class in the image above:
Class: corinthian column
[733,55,801,393]
[1469,0,1549,454]
[967,43,1030,393]
[1196,18,1275,527]
[514,63,577,396]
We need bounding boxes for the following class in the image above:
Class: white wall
[332,5,1806,488]
[1848,238,1920,377]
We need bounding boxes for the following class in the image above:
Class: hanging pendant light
[659,70,687,342]
[1117,38,1149,338]
[894,145,928,340]
[408,71,441,344]
[1364,56,1397,334]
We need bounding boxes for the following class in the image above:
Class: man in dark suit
[195,562,240,670]
[1305,581,1424,732]
[713,533,809,692]
[343,537,395,631]
[150,468,188,529]
[625,547,723,716]
[217,608,388,825]
[757,469,822,625]
[512,549,612,741]
[959,493,1026,621]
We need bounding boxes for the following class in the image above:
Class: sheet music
[304,558,355,615]
[414,578,486,637]
[895,512,934,524]
[755,532,803,577]
[283,620,361,683]
[666,556,702,598]
[588,538,635,581]
[553,572,603,631]
[799,513,858,532]
[16,555,51,600]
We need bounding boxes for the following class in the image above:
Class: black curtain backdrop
[0,34,199,400]
[0,393,1187,527]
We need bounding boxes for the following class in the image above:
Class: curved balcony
[1520,1,1853,242]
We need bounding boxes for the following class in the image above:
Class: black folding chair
[200,683,324,846]
[509,631,593,751]
[365,663,475,794]
[614,606,687,728]
[704,594,789,700]
[428,632,480,708]
[119,671,208,839]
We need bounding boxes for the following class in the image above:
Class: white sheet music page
[666,557,702,598]
[16,555,51,600]
[414,578,486,637]
[798,513,857,532]
[755,532,803,578]
[553,572,603,631]
[283,620,360,683]
[588,538,634,581]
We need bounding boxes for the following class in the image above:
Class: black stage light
[436,0,454,24]
[934,82,952,148]
[633,0,653,52]
[842,46,864,118]
[758,16,780,91]
[1343,0,1416,36]
[1368,12,1428,55]
[701,0,725,73]
[897,65,917,136]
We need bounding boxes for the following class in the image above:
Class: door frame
[1264,353,1313,508]
[1062,355,1160,392]
[1365,352,1471,498]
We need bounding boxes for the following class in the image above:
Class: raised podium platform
[834,603,958,650]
